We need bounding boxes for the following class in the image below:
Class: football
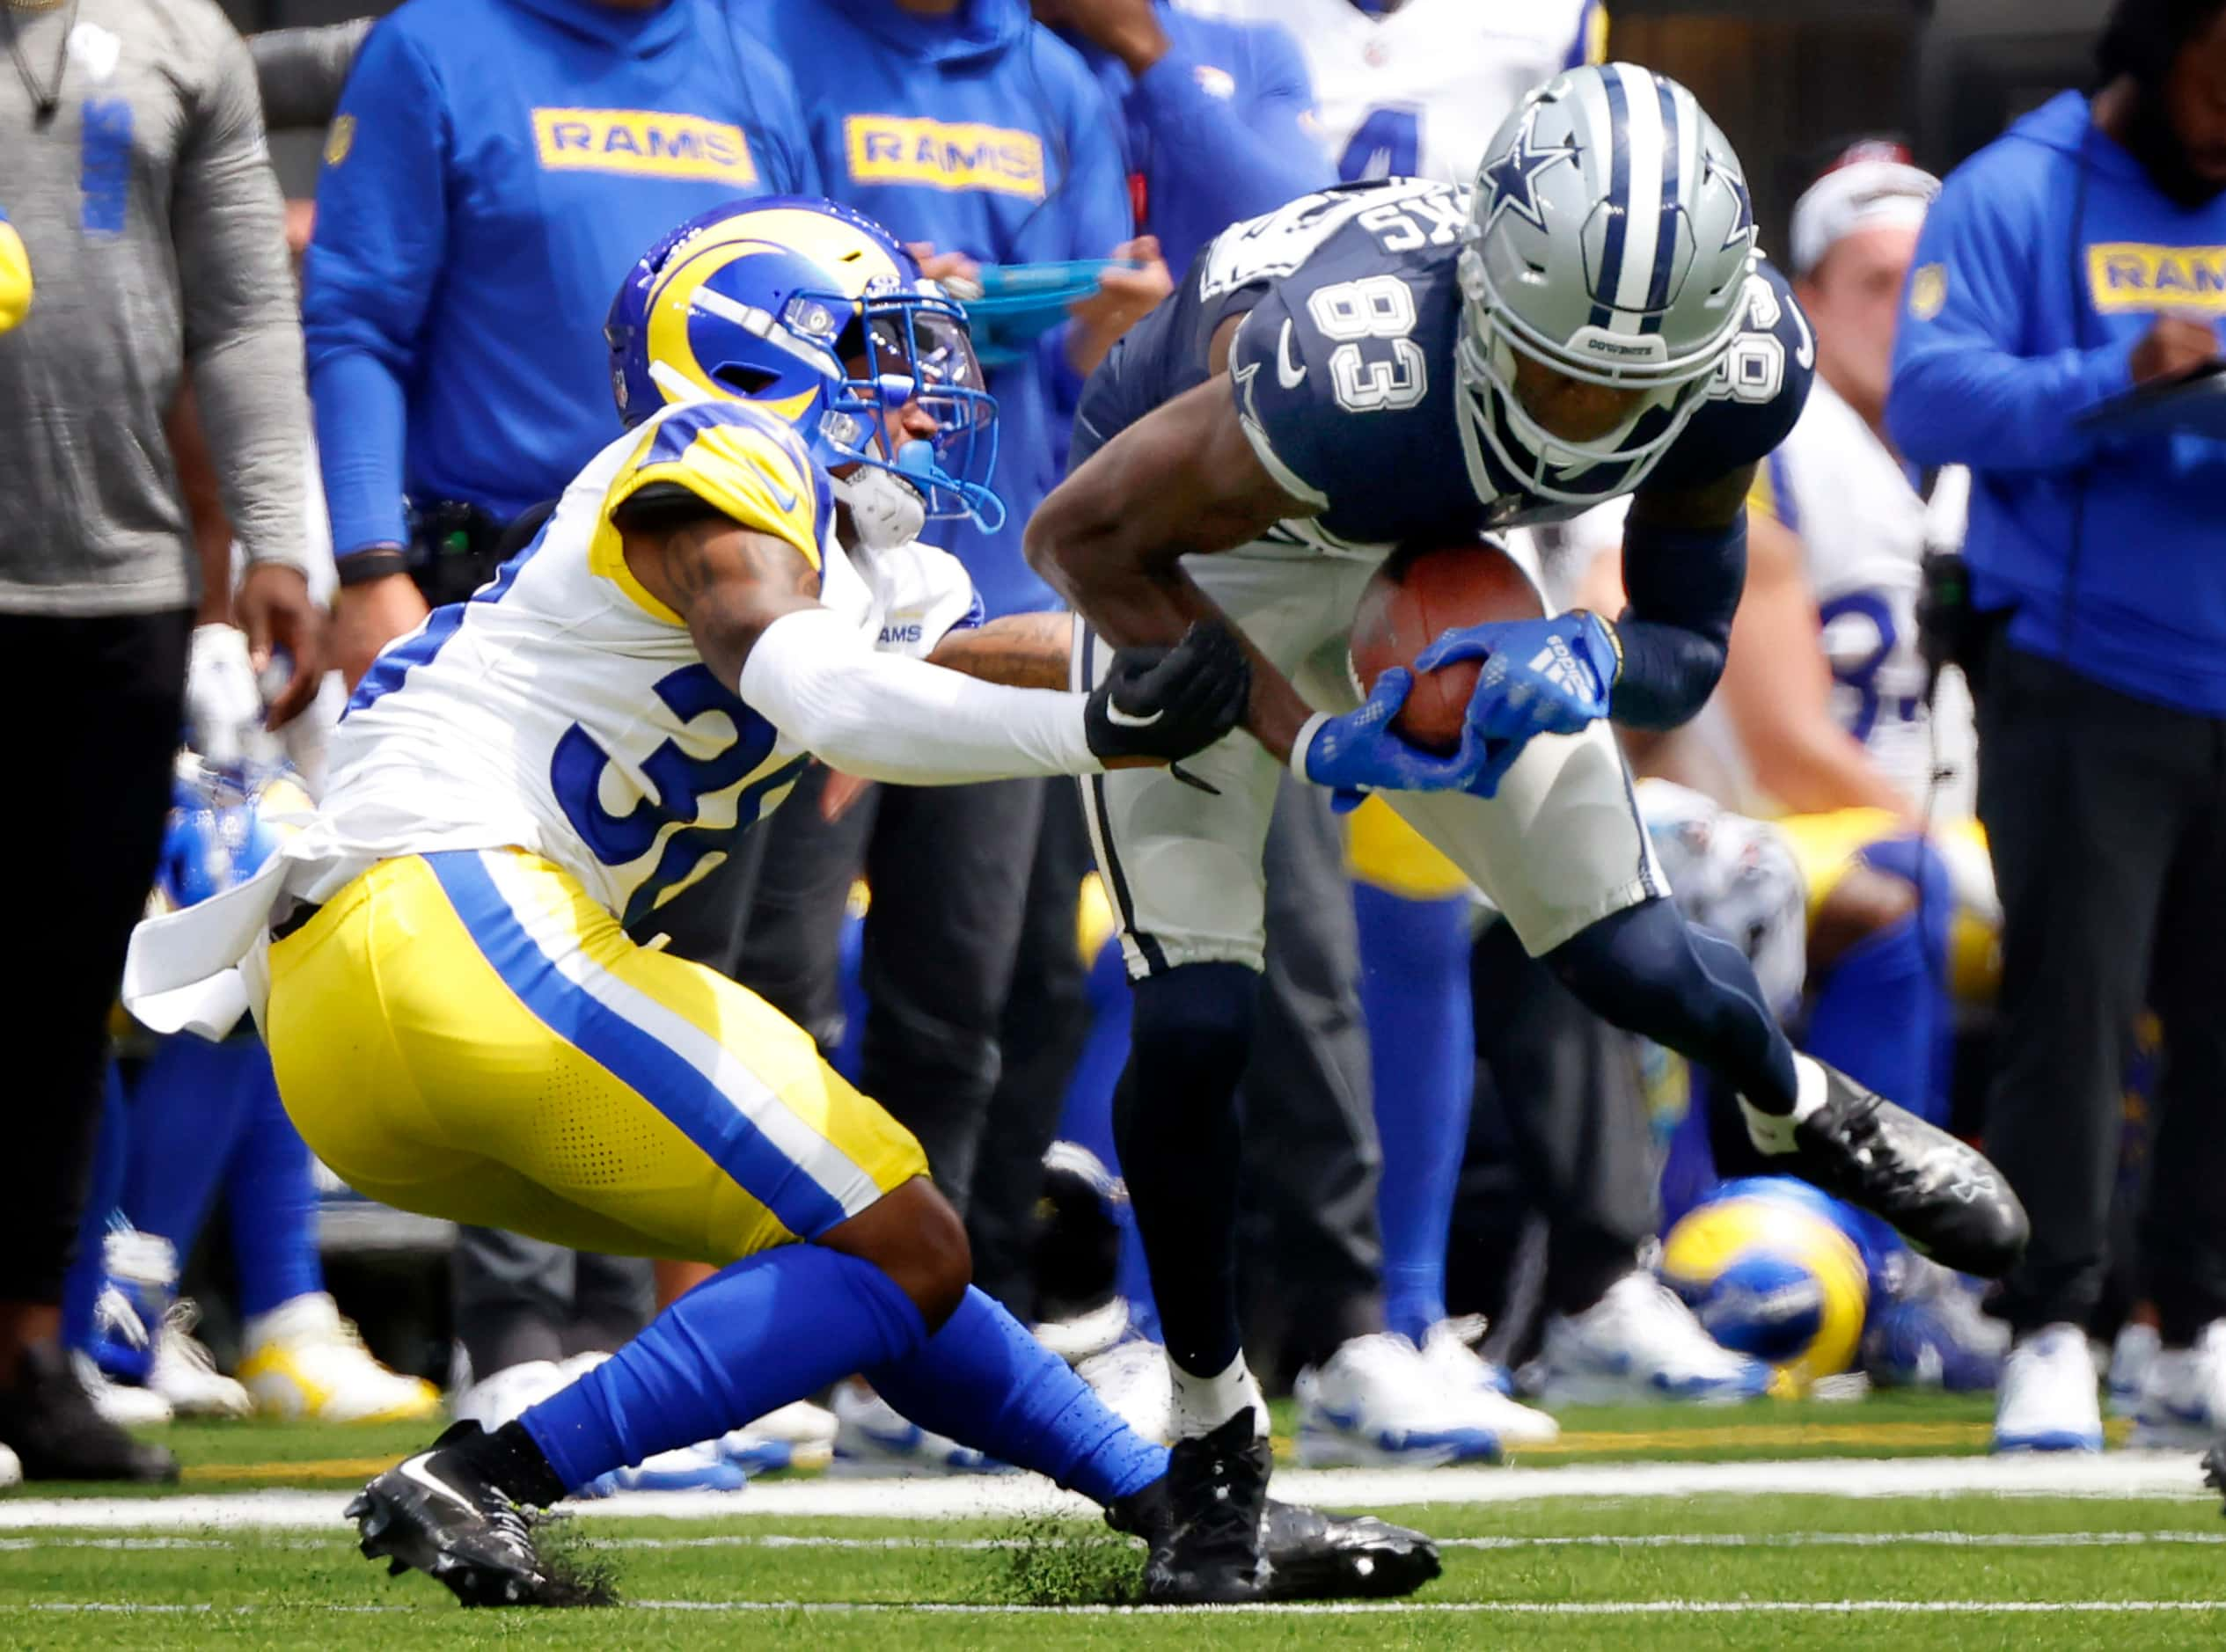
[1345,539,1545,752]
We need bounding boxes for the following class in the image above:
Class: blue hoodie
[740,0,1131,617]
[1059,4,1329,275]
[306,0,817,559]
[1887,91,2226,713]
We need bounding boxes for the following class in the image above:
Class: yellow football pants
[263,847,926,1264]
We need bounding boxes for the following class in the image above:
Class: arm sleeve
[301,24,449,557]
[174,23,310,576]
[1886,164,2137,472]
[739,607,1097,784]
[1609,512,1746,731]
[1124,26,1332,246]
[251,19,372,129]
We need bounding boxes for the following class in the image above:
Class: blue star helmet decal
[1710,153,1756,252]
[1481,113,1583,234]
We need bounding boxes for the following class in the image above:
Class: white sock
[1740,1054,1827,1155]
[1168,1349,1263,1438]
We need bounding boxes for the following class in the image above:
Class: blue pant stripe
[422,849,848,1239]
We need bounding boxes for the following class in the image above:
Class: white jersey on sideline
[122,398,978,1037]
[1176,0,1603,184]
[1752,377,1975,822]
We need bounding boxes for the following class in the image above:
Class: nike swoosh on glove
[1412,611,1621,799]
[1296,668,1497,812]
[1086,620,1252,766]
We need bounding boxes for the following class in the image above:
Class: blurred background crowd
[4,0,2222,1487]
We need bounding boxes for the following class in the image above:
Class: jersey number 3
[1308,276,1428,413]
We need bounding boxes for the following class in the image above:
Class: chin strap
[831,466,927,552]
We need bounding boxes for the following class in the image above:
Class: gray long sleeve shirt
[0,0,308,615]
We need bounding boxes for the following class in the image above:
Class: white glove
[186,623,264,769]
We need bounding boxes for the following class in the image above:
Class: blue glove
[1295,668,1492,813]
[1412,611,1621,798]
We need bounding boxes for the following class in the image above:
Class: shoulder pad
[602,402,831,574]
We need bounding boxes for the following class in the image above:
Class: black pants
[2,609,191,1303]
[1978,635,2226,1341]
[734,769,1044,1214]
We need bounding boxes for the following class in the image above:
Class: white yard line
[0,1452,2211,1532]
[15,1598,2226,1618]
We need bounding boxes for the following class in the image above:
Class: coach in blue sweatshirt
[304,0,816,684]
[1886,0,2226,1452]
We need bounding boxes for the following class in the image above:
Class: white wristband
[1289,711,1333,785]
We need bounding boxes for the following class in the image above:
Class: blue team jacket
[1887,91,2226,713]
[305,0,817,558]
[1061,4,1328,276]
[742,0,1131,617]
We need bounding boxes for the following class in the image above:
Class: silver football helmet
[1457,62,1759,502]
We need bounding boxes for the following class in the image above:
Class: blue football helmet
[606,196,1001,548]
[153,759,297,914]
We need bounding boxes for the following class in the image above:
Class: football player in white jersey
[1179,0,1607,183]
[122,199,1439,1607]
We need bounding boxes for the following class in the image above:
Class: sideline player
[1027,64,2029,1587]
[125,200,1433,1606]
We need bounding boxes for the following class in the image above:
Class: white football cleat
[450,1359,569,1431]
[585,1439,747,1496]
[1993,1323,2104,1453]
[2134,1321,2226,1449]
[830,1382,1011,1477]
[1533,1273,1772,1407]
[238,1293,440,1424]
[1296,1332,1552,1467]
[147,1301,251,1419]
[1419,1317,1521,1400]
[72,1350,172,1429]
[1075,1337,1175,1445]
[2107,1321,2160,1419]
[716,1398,838,1474]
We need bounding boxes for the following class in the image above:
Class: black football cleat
[1254,1498,1441,1601]
[1127,1411,1272,1603]
[0,1341,177,1484]
[347,1422,582,1608]
[1771,1062,2029,1279]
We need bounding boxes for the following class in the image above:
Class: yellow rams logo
[324,113,355,169]
[1659,1181,1870,1394]
[1907,261,1945,321]
[532,110,758,184]
[843,115,1045,201]
[2087,242,2226,314]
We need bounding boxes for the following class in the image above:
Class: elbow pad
[1609,511,1745,731]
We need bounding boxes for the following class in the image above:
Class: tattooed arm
[926,612,1075,691]
[616,502,824,690]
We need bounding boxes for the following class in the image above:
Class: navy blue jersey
[1073,178,1813,550]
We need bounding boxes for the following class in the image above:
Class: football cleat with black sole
[0,1341,177,1484]
[347,1422,589,1608]
[1253,1498,1441,1601]
[1135,1410,1271,1604]
[1106,1427,1441,1604]
[1776,1062,2029,1279]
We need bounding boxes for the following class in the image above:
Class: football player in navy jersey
[1027,62,2030,1595]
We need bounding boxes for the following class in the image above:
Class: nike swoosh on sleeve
[1277,318,1308,389]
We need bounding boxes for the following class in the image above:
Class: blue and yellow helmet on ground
[1659,1176,1871,1394]
[605,196,1000,545]
[0,205,32,333]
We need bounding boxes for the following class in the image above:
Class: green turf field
[6,1395,2224,1648]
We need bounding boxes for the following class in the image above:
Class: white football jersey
[1176,0,1603,185]
[1752,378,1975,820]
[321,398,979,929]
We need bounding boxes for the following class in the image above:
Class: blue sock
[120,1034,256,1264]
[1548,896,1800,1113]
[1354,884,1473,1345]
[519,1244,926,1490]
[61,1064,129,1355]
[1805,913,1944,1126]
[866,1286,1167,1503]
[220,1045,324,1316]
